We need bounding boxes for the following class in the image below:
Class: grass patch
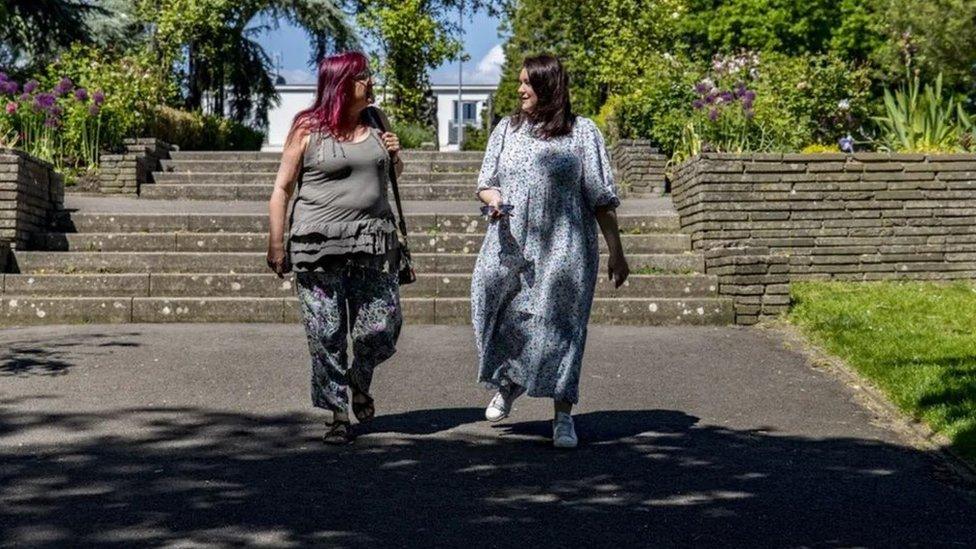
[788,280,976,462]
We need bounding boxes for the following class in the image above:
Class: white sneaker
[553,412,578,449]
[485,385,524,422]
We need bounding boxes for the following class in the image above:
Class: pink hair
[291,51,369,138]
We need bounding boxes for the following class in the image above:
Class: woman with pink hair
[267,51,404,444]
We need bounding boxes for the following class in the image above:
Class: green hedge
[149,106,264,151]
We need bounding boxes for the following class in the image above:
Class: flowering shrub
[44,45,175,156]
[0,72,105,170]
[602,50,871,161]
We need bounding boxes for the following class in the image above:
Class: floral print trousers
[296,264,402,414]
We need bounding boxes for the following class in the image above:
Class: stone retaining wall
[610,139,667,196]
[98,138,173,194]
[671,152,976,324]
[0,149,64,250]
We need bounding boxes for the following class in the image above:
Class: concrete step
[140,183,476,201]
[159,159,482,174]
[0,295,733,325]
[56,212,681,234]
[168,150,486,162]
[35,232,691,254]
[152,172,478,185]
[1,273,717,299]
[9,252,704,275]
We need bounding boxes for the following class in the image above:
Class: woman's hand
[381,132,401,156]
[267,244,290,278]
[478,189,506,220]
[608,250,630,289]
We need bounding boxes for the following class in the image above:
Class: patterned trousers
[296,264,402,414]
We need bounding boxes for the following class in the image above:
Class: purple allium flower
[705,93,717,105]
[92,90,105,105]
[44,117,59,128]
[720,91,735,103]
[0,80,18,95]
[0,72,7,82]
[708,108,720,122]
[48,105,62,117]
[23,79,38,94]
[692,99,704,110]
[743,90,756,101]
[18,93,31,102]
[5,102,16,114]
[34,93,56,110]
[74,88,89,102]
[694,82,710,95]
[839,134,854,153]
[88,104,101,116]
[734,82,747,98]
[53,77,73,97]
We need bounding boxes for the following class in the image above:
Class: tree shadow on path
[1,403,974,548]
[0,331,143,377]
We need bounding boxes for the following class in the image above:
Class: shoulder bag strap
[363,106,409,239]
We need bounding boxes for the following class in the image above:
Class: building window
[449,101,479,144]
[454,100,477,122]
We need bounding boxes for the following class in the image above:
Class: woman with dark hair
[267,51,404,444]
[471,54,629,449]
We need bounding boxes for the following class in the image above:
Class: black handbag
[363,106,416,285]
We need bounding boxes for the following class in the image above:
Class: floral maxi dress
[471,116,620,404]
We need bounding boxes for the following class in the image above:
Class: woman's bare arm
[595,206,629,288]
[266,128,309,277]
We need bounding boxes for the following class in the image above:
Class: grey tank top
[288,128,398,272]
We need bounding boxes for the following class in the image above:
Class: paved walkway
[1,324,973,547]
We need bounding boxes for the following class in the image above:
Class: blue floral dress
[471,116,620,404]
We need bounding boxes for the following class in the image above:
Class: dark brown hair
[510,54,576,139]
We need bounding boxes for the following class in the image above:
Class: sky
[255,8,505,86]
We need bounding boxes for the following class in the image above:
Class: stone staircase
[143,150,486,201]
[0,150,734,325]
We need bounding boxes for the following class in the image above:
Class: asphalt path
[1,324,973,547]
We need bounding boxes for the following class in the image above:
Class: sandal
[323,420,353,445]
[351,389,375,424]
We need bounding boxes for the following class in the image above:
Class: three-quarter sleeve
[476,117,511,193]
[580,118,621,212]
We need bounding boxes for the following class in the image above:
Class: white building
[262,82,497,151]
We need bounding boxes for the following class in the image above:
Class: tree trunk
[186,42,202,111]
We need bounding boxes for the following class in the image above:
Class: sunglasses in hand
[480,204,514,217]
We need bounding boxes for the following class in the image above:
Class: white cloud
[430,43,506,85]
[473,44,505,82]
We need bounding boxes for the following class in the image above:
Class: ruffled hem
[289,217,400,272]
[289,217,398,256]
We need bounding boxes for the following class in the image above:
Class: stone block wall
[0,149,64,250]
[98,138,173,194]
[671,152,976,324]
[610,139,667,196]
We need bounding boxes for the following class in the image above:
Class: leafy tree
[872,0,976,95]
[0,0,102,69]
[493,0,684,118]
[356,0,502,125]
[676,0,886,62]
[139,0,356,123]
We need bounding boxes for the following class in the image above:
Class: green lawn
[789,281,976,462]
